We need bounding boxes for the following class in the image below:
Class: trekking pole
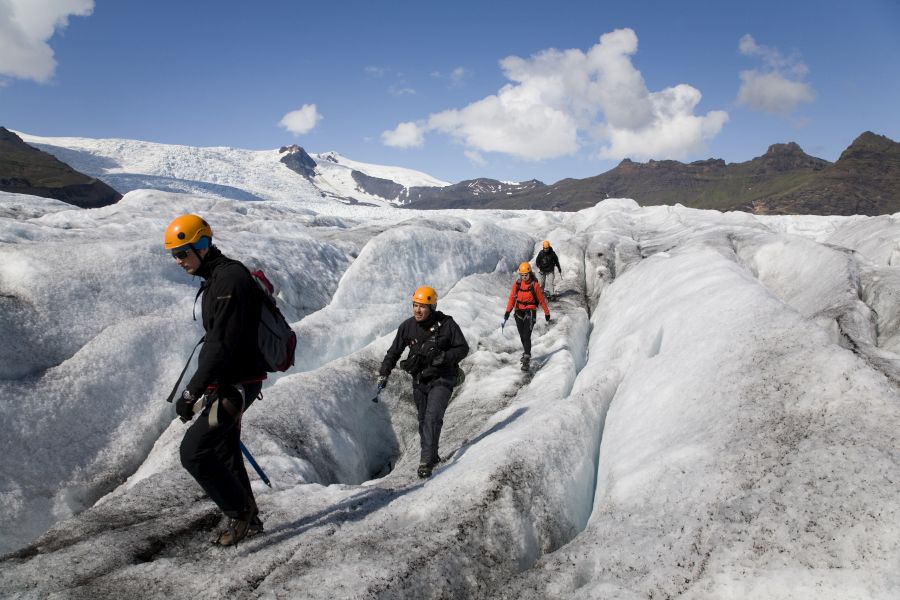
[240,441,272,487]
[371,380,386,403]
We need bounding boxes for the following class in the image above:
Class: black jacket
[536,248,561,273]
[186,247,267,397]
[380,310,469,382]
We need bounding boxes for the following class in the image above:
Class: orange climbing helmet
[164,214,212,250]
[518,262,532,274]
[412,285,438,305]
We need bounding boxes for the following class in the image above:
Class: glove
[431,351,446,366]
[175,390,197,421]
[503,311,510,321]
[545,314,551,322]
[376,374,388,389]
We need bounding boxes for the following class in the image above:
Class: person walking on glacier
[535,240,562,299]
[504,262,551,371]
[164,214,267,546]
[377,286,469,479]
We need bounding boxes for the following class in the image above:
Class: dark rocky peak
[513,179,546,189]
[764,142,804,156]
[689,158,726,168]
[279,144,317,179]
[351,170,404,200]
[0,126,26,144]
[0,126,121,208]
[460,178,543,191]
[614,158,641,173]
[751,141,829,173]
[464,178,504,193]
[838,131,900,161]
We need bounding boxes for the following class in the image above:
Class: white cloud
[0,0,93,82]
[381,121,425,148]
[598,84,729,160]
[383,28,728,162]
[427,91,580,160]
[464,149,486,166]
[278,104,322,136]
[736,34,816,114]
[737,71,816,115]
[450,67,467,87]
[388,84,416,97]
[365,66,388,78]
[432,67,469,88]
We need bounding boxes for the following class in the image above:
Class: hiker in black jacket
[377,286,469,478]
[535,240,562,299]
[164,214,268,546]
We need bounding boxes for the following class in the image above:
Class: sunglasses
[519,272,531,277]
[171,249,190,260]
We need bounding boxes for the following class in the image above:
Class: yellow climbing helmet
[518,262,532,274]
[164,214,212,250]
[412,285,438,305]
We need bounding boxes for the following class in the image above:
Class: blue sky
[1,0,899,185]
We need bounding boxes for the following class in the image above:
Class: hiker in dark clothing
[377,286,469,479]
[535,240,562,299]
[504,262,550,370]
[165,214,268,546]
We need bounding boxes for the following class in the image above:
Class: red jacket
[506,276,550,316]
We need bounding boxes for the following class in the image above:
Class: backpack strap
[516,280,536,307]
[409,319,443,351]
[192,283,205,321]
[165,336,205,403]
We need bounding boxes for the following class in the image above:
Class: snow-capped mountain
[310,149,450,199]
[15,132,450,207]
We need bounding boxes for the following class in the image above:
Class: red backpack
[515,279,537,308]
[250,269,297,372]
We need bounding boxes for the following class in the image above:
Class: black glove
[503,311,510,321]
[431,351,446,366]
[175,390,197,421]
[545,314,551,322]
[376,374,388,389]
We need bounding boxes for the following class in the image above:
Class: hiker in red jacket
[503,262,550,370]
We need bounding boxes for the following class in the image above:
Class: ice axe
[240,441,271,487]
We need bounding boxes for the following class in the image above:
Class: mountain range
[0,127,121,208]
[2,127,898,215]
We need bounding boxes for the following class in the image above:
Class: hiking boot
[417,462,434,479]
[520,353,530,364]
[215,507,258,546]
[216,517,250,546]
[248,513,264,537]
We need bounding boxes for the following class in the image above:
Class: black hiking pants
[180,381,262,519]
[413,376,454,466]
[514,309,536,355]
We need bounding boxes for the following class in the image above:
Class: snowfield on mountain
[15,131,450,207]
[1,189,898,599]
